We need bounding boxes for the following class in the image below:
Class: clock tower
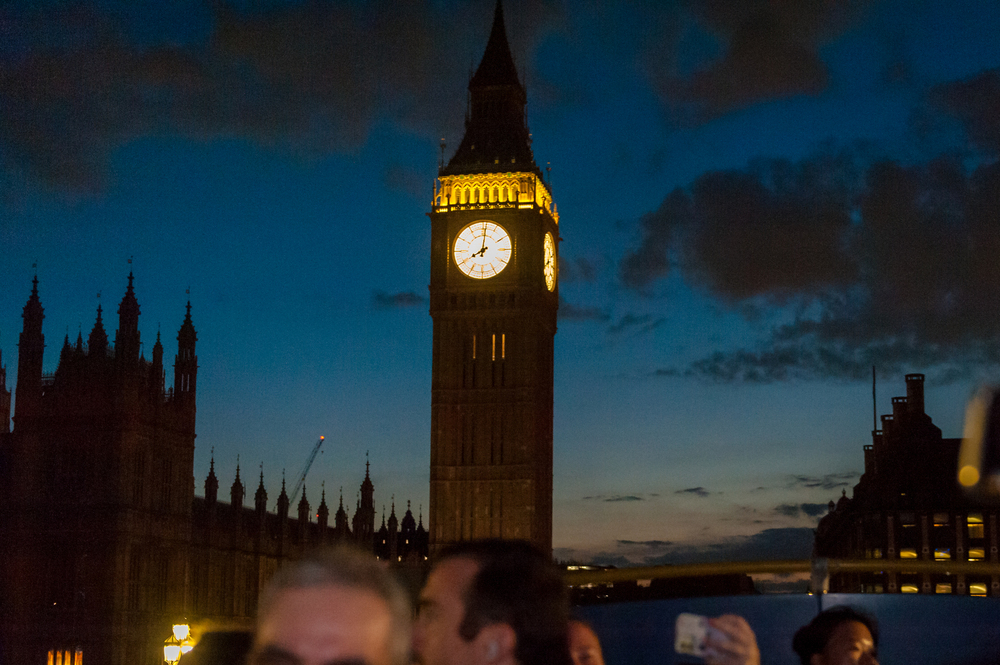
[429,0,559,553]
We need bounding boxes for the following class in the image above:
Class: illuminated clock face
[543,232,556,291]
[454,221,512,279]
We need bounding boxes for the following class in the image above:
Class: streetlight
[163,635,181,664]
[163,624,191,664]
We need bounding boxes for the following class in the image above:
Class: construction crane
[289,436,325,505]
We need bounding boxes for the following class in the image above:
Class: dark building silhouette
[0,274,428,665]
[0,343,10,434]
[814,373,997,596]
[429,0,559,553]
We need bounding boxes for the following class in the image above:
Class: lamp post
[163,635,181,665]
[163,624,191,664]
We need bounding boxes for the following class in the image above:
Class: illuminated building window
[501,333,505,359]
[969,547,986,560]
[492,334,496,362]
[934,548,951,560]
[472,334,476,360]
[970,582,988,596]
[968,513,984,539]
[901,584,919,593]
[935,583,952,594]
[873,548,882,559]
[899,548,918,558]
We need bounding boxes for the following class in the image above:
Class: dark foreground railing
[563,558,1000,585]
[567,559,1000,665]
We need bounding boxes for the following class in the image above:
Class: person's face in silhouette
[568,621,604,665]
[811,621,877,665]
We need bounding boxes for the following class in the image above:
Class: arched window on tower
[493,187,498,202]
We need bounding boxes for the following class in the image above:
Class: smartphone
[675,612,709,658]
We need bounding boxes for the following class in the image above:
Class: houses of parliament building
[0,274,428,665]
[1,1,559,662]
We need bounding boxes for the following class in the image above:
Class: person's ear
[475,624,516,665]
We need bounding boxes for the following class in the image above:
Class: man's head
[792,606,878,665]
[413,539,571,665]
[249,546,412,665]
[568,620,605,665]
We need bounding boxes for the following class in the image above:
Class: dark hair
[437,539,572,665]
[792,606,878,665]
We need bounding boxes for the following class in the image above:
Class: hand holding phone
[675,614,760,665]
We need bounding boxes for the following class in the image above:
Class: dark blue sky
[3,0,1000,564]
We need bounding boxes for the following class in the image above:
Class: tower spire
[205,450,218,504]
[441,0,537,176]
[471,0,520,88]
[174,300,198,412]
[15,275,45,425]
[255,463,268,513]
[115,270,141,365]
[88,303,108,357]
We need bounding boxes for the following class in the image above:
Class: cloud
[587,527,816,566]
[383,163,428,200]
[801,502,830,517]
[774,502,830,518]
[646,1,870,122]
[930,68,1000,155]
[372,290,426,309]
[607,313,665,335]
[773,503,801,518]
[0,1,560,194]
[558,300,610,322]
[582,494,646,502]
[786,473,857,491]
[623,148,861,298]
[619,190,686,291]
[558,257,600,284]
[675,487,710,497]
[624,139,1000,382]
[617,540,673,547]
